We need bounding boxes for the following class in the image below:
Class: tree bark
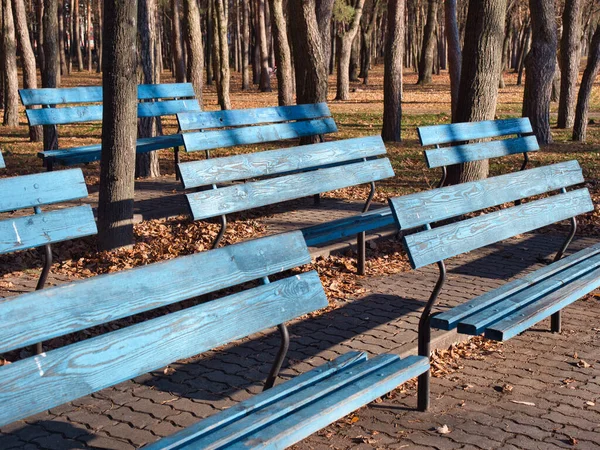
[257,0,271,91]
[98,0,138,251]
[2,0,19,126]
[269,0,293,105]
[417,0,439,85]
[241,0,250,89]
[522,0,557,145]
[381,0,404,142]
[206,0,214,85]
[359,0,380,85]
[445,0,461,121]
[557,0,583,129]
[214,0,231,109]
[96,0,102,72]
[183,0,203,105]
[335,0,365,101]
[573,23,600,142]
[74,0,83,70]
[171,0,186,82]
[42,0,59,150]
[447,0,507,184]
[57,0,67,75]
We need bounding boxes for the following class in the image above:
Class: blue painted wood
[147,352,369,450]
[152,354,428,450]
[179,135,386,188]
[0,232,311,353]
[424,136,540,168]
[137,83,197,100]
[388,161,584,231]
[186,158,395,220]
[402,188,594,269]
[137,100,201,118]
[0,270,326,427]
[0,151,5,169]
[0,206,97,254]
[418,118,534,146]
[177,103,331,131]
[430,243,600,331]
[19,86,103,106]
[182,118,338,153]
[0,169,88,212]
[26,104,104,126]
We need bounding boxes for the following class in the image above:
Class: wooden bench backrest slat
[0,169,89,212]
[0,232,311,353]
[137,99,201,118]
[177,103,331,131]
[187,158,394,221]
[402,188,593,269]
[26,104,103,126]
[418,118,533,146]
[389,161,584,230]
[19,86,104,106]
[180,135,386,188]
[424,136,540,168]
[0,270,326,427]
[182,118,338,153]
[0,206,97,254]
[137,83,196,100]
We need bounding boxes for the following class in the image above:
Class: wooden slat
[182,118,338,153]
[177,103,331,131]
[0,206,97,254]
[0,232,311,353]
[424,136,539,168]
[137,83,197,100]
[137,100,201,118]
[0,169,89,212]
[486,265,600,341]
[0,271,327,427]
[418,118,533,146]
[26,104,103,126]
[389,161,584,231]
[0,151,5,169]
[431,243,600,331]
[403,189,594,269]
[457,251,600,335]
[148,352,369,450]
[186,159,395,220]
[179,135,386,188]
[19,86,103,106]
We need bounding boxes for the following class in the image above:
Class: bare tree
[183,0,203,105]
[334,0,365,101]
[74,0,83,70]
[258,0,271,91]
[57,0,67,74]
[43,0,59,150]
[445,0,461,120]
[417,0,439,85]
[2,0,19,126]
[573,22,600,142]
[269,0,293,105]
[171,0,186,82]
[241,0,250,89]
[381,0,404,142]
[214,0,231,109]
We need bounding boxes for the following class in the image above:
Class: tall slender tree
[2,0,19,126]
[334,0,365,101]
[381,0,404,142]
[183,0,203,105]
[42,0,59,150]
[445,0,461,120]
[74,0,84,70]
[417,0,439,85]
[214,0,231,109]
[269,0,293,105]
[241,0,250,90]
[573,22,600,142]
[257,0,271,91]
[171,0,186,82]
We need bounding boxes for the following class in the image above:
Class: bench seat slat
[389,161,584,231]
[137,83,197,100]
[0,271,326,427]
[26,104,104,126]
[418,118,534,146]
[179,135,386,188]
[137,100,201,118]
[403,188,594,269]
[424,136,540,168]
[486,263,600,341]
[177,103,331,131]
[182,118,338,153]
[19,86,104,106]
[0,232,311,353]
[186,159,395,221]
[0,169,89,212]
[430,243,600,331]
[0,205,96,254]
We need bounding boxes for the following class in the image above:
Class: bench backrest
[388,160,592,269]
[19,83,201,127]
[0,169,97,254]
[177,103,337,154]
[0,231,327,427]
[0,151,4,169]
[180,135,393,221]
[418,118,538,169]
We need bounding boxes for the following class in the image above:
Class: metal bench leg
[46,161,53,172]
[357,232,366,275]
[211,215,227,249]
[264,323,290,391]
[551,311,562,333]
[174,146,181,181]
[313,194,321,205]
[34,206,53,354]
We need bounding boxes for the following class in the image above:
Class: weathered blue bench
[0,231,429,448]
[19,83,200,171]
[177,103,337,159]
[179,135,396,275]
[388,160,597,411]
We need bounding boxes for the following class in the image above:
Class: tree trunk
[241,0,250,89]
[257,0,271,91]
[381,0,404,142]
[349,29,360,81]
[57,0,67,75]
[183,0,203,105]
[2,0,19,126]
[359,0,380,85]
[206,0,213,85]
[171,0,186,82]
[522,0,556,145]
[417,0,439,85]
[74,0,83,70]
[214,0,231,109]
[37,0,44,71]
[13,0,42,140]
[96,0,102,72]
[557,0,583,129]
[98,0,138,251]
[86,0,92,71]
[269,0,292,105]
[573,23,600,142]
[335,0,365,101]
[42,0,59,150]
[445,0,461,121]
[447,0,507,184]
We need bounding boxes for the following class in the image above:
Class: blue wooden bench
[0,231,429,448]
[388,160,598,411]
[179,135,396,275]
[19,83,200,171]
